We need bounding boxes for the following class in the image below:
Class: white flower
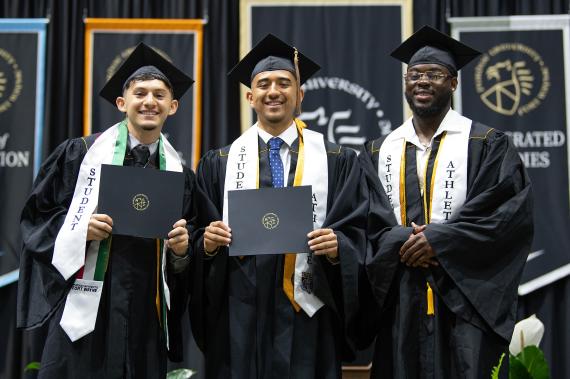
[509,314,544,355]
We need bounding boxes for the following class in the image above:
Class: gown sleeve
[423,130,533,341]
[313,146,368,359]
[166,166,196,361]
[17,138,87,329]
[188,149,228,351]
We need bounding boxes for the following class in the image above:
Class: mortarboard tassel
[293,48,302,116]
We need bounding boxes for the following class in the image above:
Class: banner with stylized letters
[0,19,47,287]
[450,15,570,295]
[240,0,413,150]
[84,19,203,169]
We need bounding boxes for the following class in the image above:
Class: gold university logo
[262,213,279,230]
[132,194,150,211]
[474,43,550,116]
[0,48,23,114]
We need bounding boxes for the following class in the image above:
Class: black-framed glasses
[403,71,452,83]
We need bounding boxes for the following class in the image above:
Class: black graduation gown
[359,122,533,379]
[17,134,194,379]
[189,136,367,379]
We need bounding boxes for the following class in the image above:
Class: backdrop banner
[450,15,570,295]
[0,19,47,287]
[241,0,412,368]
[84,18,203,169]
[240,0,413,150]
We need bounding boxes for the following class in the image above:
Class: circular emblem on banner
[261,213,279,230]
[474,43,550,116]
[299,76,393,150]
[0,48,23,114]
[132,194,150,211]
[106,45,174,82]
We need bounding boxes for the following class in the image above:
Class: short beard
[405,88,452,118]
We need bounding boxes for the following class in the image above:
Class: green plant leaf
[166,368,196,379]
[491,353,505,379]
[24,361,41,372]
[515,346,550,379]
[509,356,532,379]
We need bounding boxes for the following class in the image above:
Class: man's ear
[116,97,126,112]
[451,77,458,92]
[246,91,254,107]
[298,87,305,103]
[168,99,179,116]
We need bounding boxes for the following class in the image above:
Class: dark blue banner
[85,19,203,169]
[452,16,570,294]
[243,1,412,150]
[0,19,47,286]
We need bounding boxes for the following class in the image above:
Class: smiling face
[404,63,457,118]
[247,69,303,134]
[116,78,178,142]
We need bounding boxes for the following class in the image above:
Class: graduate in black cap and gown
[17,43,195,378]
[358,26,533,378]
[189,34,367,378]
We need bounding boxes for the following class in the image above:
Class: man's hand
[308,228,338,259]
[400,222,438,268]
[167,219,189,257]
[203,221,231,254]
[87,214,113,241]
[411,222,427,235]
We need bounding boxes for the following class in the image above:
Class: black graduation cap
[99,42,194,105]
[390,25,481,76]
[228,33,320,87]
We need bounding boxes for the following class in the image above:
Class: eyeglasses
[403,71,452,83]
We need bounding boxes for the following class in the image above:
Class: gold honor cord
[426,283,435,316]
[421,131,447,317]
[282,119,308,313]
[155,239,162,325]
[399,139,407,225]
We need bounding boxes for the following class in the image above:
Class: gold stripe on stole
[422,131,446,316]
[399,140,407,225]
[282,119,307,312]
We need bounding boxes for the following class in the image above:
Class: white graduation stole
[377,110,471,225]
[53,120,182,343]
[223,120,327,317]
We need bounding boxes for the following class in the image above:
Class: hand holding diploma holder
[227,185,314,256]
[98,164,184,238]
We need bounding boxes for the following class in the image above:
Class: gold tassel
[155,239,162,325]
[293,48,302,116]
[426,282,435,316]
